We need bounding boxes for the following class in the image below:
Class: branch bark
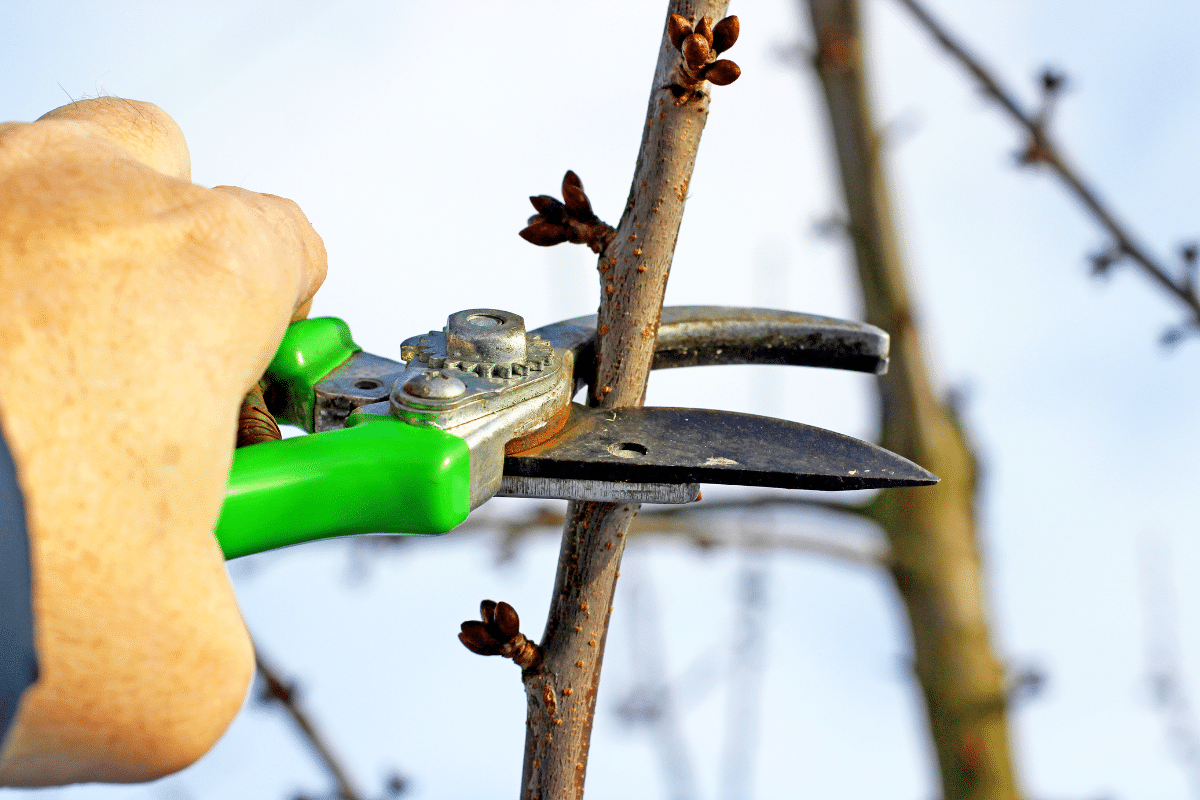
[804,0,1023,797]
[517,3,731,797]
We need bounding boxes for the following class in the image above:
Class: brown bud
[562,170,583,191]
[459,621,503,656]
[494,601,521,639]
[681,33,711,70]
[667,14,692,50]
[480,599,498,626]
[520,222,571,246]
[702,59,741,86]
[529,195,565,224]
[712,15,739,53]
[562,182,594,221]
[695,16,714,46]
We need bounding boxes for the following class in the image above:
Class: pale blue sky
[3,1,1200,798]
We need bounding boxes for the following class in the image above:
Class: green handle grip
[264,316,361,432]
[216,413,471,559]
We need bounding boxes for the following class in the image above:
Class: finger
[37,98,191,181]
[211,186,328,319]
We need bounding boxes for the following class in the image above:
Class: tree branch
[804,0,1022,796]
[513,3,734,797]
[894,0,1200,334]
[255,650,367,800]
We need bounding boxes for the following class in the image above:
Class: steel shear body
[216,307,936,559]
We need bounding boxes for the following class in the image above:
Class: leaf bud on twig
[695,16,714,46]
[518,171,615,253]
[712,16,739,54]
[703,60,741,86]
[682,33,711,70]
[529,195,566,224]
[1040,68,1066,95]
[562,182,595,222]
[520,221,572,247]
[458,600,540,669]
[667,14,692,50]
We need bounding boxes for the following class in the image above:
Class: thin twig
[255,650,367,800]
[517,3,734,796]
[894,0,1200,327]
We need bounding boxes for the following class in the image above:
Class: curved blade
[531,306,890,394]
[504,405,937,491]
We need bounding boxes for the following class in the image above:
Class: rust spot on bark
[562,687,573,696]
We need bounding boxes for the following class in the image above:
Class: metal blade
[496,476,701,504]
[504,405,938,491]
[531,306,891,390]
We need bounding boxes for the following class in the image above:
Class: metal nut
[446,309,528,365]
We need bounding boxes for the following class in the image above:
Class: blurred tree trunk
[803,1,1023,797]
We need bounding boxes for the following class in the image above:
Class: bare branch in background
[1139,533,1200,796]
[486,497,889,568]
[256,650,409,800]
[349,497,889,570]
[803,0,1023,795]
[894,0,1200,345]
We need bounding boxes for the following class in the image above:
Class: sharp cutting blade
[504,405,938,491]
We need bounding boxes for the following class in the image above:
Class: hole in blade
[608,442,648,459]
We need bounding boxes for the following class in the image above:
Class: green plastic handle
[265,316,361,431]
[216,317,471,559]
[217,413,471,559]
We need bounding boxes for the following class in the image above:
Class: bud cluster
[518,170,615,253]
[666,13,741,99]
[459,599,541,670]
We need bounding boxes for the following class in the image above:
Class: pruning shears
[216,306,937,559]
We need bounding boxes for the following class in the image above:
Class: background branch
[894,0,1200,334]
[804,0,1022,796]
[255,650,369,800]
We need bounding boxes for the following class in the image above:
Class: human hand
[0,97,326,785]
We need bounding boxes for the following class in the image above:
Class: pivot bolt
[402,370,467,400]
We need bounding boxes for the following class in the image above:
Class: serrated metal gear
[401,311,557,380]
